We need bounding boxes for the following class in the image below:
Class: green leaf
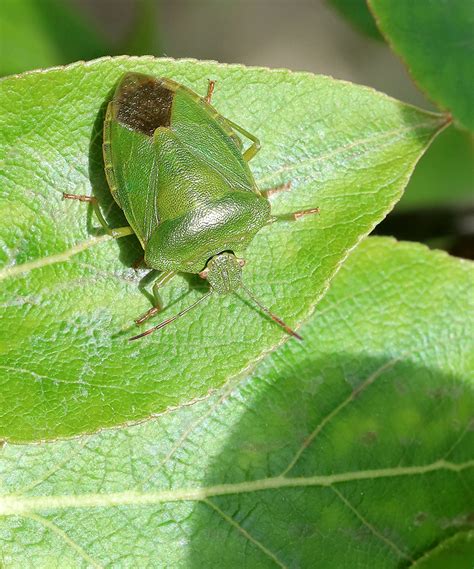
[411,532,474,569]
[400,125,474,209]
[368,0,474,132]
[328,0,383,41]
[0,0,107,76]
[1,237,472,567]
[0,56,446,441]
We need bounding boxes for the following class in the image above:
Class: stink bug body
[64,72,318,339]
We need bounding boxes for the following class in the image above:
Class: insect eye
[238,259,246,267]
[199,269,209,279]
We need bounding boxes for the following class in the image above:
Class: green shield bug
[64,72,318,340]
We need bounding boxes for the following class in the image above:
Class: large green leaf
[1,237,472,567]
[0,57,446,441]
[369,0,474,132]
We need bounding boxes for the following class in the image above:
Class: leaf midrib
[0,119,444,282]
[2,458,472,515]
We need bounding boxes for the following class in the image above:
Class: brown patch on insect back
[115,73,174,136]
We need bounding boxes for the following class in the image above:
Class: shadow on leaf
[188,351,473,568]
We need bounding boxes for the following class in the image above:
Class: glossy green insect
[64,72,318,340]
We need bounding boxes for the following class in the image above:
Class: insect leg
[135,270,176,325]
[63,193,134,238]
[269,207,320,223]
[205,79,216,104]
[261,181,292,198]
[225,118,261,162]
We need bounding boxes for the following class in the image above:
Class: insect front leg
[62,193,134,238]
[135,270,176,325]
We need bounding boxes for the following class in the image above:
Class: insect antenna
[240,283,302,340]
[129,291,213,341]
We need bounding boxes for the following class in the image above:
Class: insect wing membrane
[104,73,180,244]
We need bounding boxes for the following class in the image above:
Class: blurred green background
[1,0,473,257]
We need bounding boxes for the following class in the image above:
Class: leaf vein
[0,235,112,281]
[21,512,103,569]
[256,121,440,186]
[278,355,402,477]
[331,487,414,562]
[203,498,288,569]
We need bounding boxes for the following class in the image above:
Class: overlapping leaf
[400,126,474,210]
[369,0,474,132]
[328,0,383,40]
[0,56,446,440]
[1,238,472,567]
[0,0,106,76]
